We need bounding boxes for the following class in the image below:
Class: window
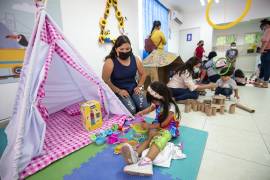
[244,32,262,44]
[216,35,236,46]
[142,0,169,51]
[216,36,226,46]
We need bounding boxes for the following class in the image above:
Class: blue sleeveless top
[111,55,137,94]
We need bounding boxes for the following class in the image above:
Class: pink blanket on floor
[19,111,126,179]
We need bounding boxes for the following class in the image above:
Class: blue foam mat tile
[64,146,173,180]
[159,126,208,180]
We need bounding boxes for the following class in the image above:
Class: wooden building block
[212,107,217,116]
[229,104,236,114]
[205,104,212,116]
[185,104,191,113]
[203,100,212,105]
[192,103,198,111]
[212,95,226,105]
[201,103,205,112]
[220,106,225,114]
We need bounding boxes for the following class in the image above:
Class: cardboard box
[143,50,183,89]
[80,100,103,131]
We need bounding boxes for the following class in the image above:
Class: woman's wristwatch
[137,85,144,90]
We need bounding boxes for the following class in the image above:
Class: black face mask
[118,51,132,60]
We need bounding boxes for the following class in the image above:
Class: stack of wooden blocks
[184,95,236,116]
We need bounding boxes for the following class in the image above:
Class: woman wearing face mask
[167,57,216,101]
[102,35,148,114]
[195,40,205,62]
[255,19,270,88]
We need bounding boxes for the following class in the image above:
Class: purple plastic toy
[107,134,119,144]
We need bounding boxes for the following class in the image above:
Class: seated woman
[102,35,148,114]
[167,57,216,101]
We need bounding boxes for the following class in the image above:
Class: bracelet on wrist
[116,89,121,94]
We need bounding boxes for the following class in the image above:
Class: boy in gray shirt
[215,68,240,99]
[226,42,238,68]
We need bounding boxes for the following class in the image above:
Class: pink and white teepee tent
[0,2,132,180]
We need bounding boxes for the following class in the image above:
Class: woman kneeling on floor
[102,35,148,115]
[167,57,216,101]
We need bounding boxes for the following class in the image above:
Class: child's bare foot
[121,143,138,165]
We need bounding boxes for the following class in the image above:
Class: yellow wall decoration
[206,0,252,30]
[98,0,125,44]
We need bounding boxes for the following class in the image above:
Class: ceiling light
[200,0,219,6]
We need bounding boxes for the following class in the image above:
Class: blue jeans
[117,93,148,115]
[169,88,199,101]
[259,51,270,81]
[215,87,232,97]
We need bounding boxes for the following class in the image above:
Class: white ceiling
[164,0,267,13]
[164,0,225,12]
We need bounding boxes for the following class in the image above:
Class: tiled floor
[175,86,270,180]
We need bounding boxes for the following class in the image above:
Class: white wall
[160,0,182,54]
[168,18,182,54]
[60,0,139,76]
[179,27,201,61]
[179,0,270,60]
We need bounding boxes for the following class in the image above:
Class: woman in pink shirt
[256,19,270,88]
[167,57,216,101]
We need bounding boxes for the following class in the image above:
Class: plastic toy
[118,138,128,143]
[80,100,103,131]
[124,115,145,126]
[90,134,97,141]
[105,129,113,136]
[99,130,107,138]
[131,124,147,134]
[95,136,106,145]
[132,133,146,143]
[111,124,118,131]
[118,125,123,131]
[107,134,119,144]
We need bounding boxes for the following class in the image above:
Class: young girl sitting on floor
[121,81,181,176]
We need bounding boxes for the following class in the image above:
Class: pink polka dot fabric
[40,17,63,44]
[17,16,129,179]
[63,103,81,116]
[19,111,126,179]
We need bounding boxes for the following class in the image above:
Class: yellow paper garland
[98,0,125,44]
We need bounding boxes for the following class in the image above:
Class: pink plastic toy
[118,138,128,143]
[107,134,119,144]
